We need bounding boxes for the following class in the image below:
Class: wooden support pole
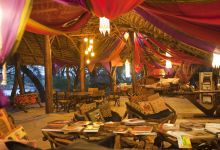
[44,35,53,113]
[80,42,85,92]
[66,66,71,92]
[14,54,25,94]
[128,32,136,94]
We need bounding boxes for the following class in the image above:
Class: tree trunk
[21,66,46,102]
[14,54,25,94]
[66,67,71,92]
[10,75,18,104]
[73,67,79,90]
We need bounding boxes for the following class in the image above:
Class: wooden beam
[80,42,85,92]
[44,35,53,113]
[128,32,136,94]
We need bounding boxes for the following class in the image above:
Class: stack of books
[41,123,67,132]
[205,123,220,137]
[83,125,100,132]
[179,122,205,131]
[122,118,146,126]
[73,121,91,126]
[42,120,71,132]
[113,125,128,134]
[62,125,84,132]
[130,126,154,135]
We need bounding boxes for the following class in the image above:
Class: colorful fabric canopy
[56,0,143,19]
[0,0,32,63]
[26,0,91,34]
[136,1,220,51]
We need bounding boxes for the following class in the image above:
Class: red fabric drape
[90,0,143,19]
[141,1,220,45]
[134,34,143,73]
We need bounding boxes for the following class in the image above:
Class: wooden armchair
[124,102,176,123]
[0,109,15,138]
[123,93,177,123]
[42,131,77,149]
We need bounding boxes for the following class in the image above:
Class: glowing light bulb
[91,52,95,57]
[86,59,90,64]
[124,32,129,41]
[89,39,93,44]
[88,47,92,52]
[125,59,130,78]
[165,52,172,68]
[84,37,88,42]
[85,50,88,55]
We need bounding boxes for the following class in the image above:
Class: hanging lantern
[165,52,172,68]
[124,32,129,41]
[84,37,88,42]
[89,39,93,44]
[88,46,92,52]
[1,63,7,85]
[125,59,131,78]
[91,52,95,57]
[99,17,110,35]
[86,59,90,64]
[212,53,220,68]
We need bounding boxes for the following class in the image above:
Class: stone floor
[9,96,220,149]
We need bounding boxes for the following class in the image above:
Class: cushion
[149,97,168,113]
[79,103,96,114]
[126,102,148,115]
[138,101,154,114]
[86,108,104,122]
[126,102,171,120]
[147,93,160,101]
[130,95,142,103]
[98,102,112,118]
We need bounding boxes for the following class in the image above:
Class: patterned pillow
[147,93,160,101]
[86,108,105,122]
[138,101,154,114]
[127,102,148,115]
[149,97,168,113]
[131,95,146,103]
[98,102,112,118]
[79,103,96,114]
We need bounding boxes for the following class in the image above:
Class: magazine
[73,121,91,126]
[122,118,146,126]
[130,126,153,135]
[41,124,67,132]
[83,125,100,133]
[179,122,205,131]
[62,125,84,132]
[47,120,71,125]
[113,125,128,134]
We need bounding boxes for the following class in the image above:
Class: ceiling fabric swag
[0,0,32,63]
[55,0,143,19]
[135,6,215,52]
[138,1,220,46]
[26,0,91,34]
[134,33,143,73]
